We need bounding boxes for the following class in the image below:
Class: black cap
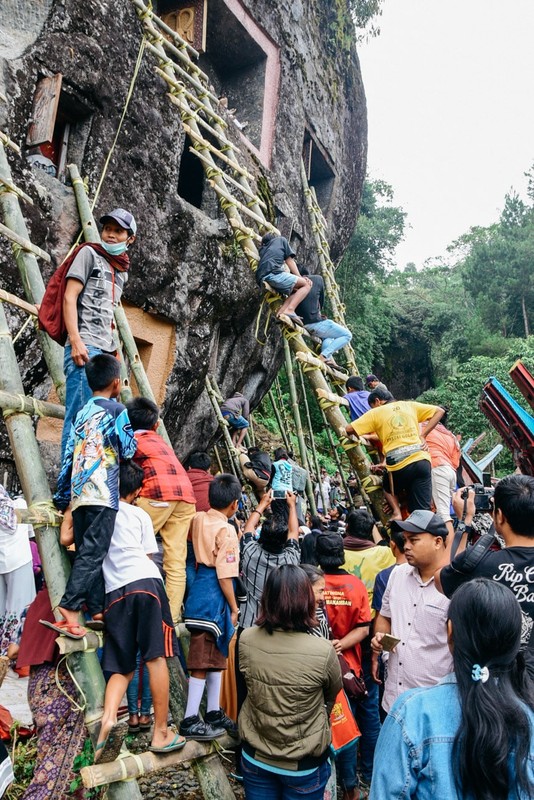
[391,510,448,538]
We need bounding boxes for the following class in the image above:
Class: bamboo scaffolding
[191,148,267,210]
[154,68,227,128]
[183,123,251,178]
[213,443,224,473]
[296,361,323,514]
[0,389,64,419]
[130,0,200,59]
[127,0,387,524]
[318,405,354,508]
[282,339,315,512]
[0,175,34,205]
[300,160,358,376]
[204,376,241,480]
[0,143,66,401]
[267,389,291,453]
[0,307,141,800]
[0,288,37,316]
[144,40,218,106]
[167,93,236,149]
[80,735,235,789]
[133,0,267,230]
[209,180,278,233]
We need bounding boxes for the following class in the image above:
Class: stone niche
[0,0,367,471]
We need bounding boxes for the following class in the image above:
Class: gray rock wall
[0,0,367,470]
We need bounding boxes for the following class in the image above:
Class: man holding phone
[370,510,452,713]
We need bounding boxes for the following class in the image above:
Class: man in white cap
[61,208,136,456]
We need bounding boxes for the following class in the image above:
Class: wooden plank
[26,74,62,147]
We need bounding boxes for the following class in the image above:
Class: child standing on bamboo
[47,354,136,638]
[95,461,185,761]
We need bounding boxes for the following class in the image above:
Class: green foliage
[321,0,385,55]
[69,737,101,797]
[6,729,37,800]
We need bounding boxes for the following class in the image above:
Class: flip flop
[85,620,105,632]
[94,721,128,763]
[39,619,87,639]
[149,732,186,754]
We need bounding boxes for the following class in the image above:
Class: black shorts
[102,578,178,674]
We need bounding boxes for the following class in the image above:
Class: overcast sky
[358,0,534,269]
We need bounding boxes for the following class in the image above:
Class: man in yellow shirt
[346,392,444,512]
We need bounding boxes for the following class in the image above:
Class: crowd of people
[1,219,534,800]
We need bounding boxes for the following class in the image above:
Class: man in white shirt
[371,510,452,713]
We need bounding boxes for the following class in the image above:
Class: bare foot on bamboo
[151,726,182,750]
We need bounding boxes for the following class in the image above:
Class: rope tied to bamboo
[27,499,61,527]
[55,655,87,712]
[3,394,27,418]
[253,296,272,346]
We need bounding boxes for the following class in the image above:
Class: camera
[461,483,494,513]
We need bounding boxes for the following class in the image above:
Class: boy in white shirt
[94,461,185,762]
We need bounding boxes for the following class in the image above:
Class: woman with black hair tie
[370,578,534,799]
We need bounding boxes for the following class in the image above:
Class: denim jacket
[370,674,534,799]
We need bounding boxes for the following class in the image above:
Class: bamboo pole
[0,221,51,261]
[0,131,20,154]
[213,444,224,473]
[267,389,291,453]
[282,339,315,512]
[204,376,242,479]
[0,389,64,419]
[296,362,323,515]
[0,142,66,401]
[0,289,37,316]
[131,0,199,58]
[68,163,171,442]
[190,147,267,210]
[0,307,142,800]
[300,160,358,376]
[80,734,235,789]
[318,405,354,508]
[153,68,227,128]
[0,175,34,205]
[274,377,294,440]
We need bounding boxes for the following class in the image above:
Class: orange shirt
[323,571,371,675]
[423,423,460,469]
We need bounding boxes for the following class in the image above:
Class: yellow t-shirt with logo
[343,546,396,616]
[350,401,439,471]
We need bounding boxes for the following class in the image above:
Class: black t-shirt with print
[440,546,534,675]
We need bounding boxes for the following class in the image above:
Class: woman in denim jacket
[370,578,534,800]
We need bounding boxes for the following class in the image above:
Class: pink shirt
[380,563,453,712]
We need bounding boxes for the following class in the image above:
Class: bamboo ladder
[66,167,238,800]
[127,0,386,524]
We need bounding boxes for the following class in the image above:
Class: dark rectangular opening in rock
[303,129,336,212]
[178,134,205,208]
[198,0,267,150]
[26,74,93,183]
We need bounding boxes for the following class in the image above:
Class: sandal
[39,619,87,639]
[94,721,128,763]
[149,732,186,754]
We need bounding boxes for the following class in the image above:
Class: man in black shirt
[295,266,352,368]
[436,474,534,677]
[256,234,311,324]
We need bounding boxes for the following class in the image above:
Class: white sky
[358,0,534,269]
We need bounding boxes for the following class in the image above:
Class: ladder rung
[0,176,33,205]
[145,40,218,107]
[182,123,255,180]
[0,93,7,105]
[154,68,228,128]
[0,132,20,155]
[167,93,238,151]
[0,288,37,316]
[131,0,199,59]
[191,148,266,210]
[0,222,51,262]
[209,180,278,232]
[142,17,207,84]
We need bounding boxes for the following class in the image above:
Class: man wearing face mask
[61,208,136,457]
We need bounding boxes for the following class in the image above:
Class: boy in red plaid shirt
[126,398,196,623]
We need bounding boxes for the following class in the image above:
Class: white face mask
[102,240,128,256]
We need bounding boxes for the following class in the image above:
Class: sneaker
[204,708,239,737]
[179,714,225,741]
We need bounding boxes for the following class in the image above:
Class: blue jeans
[61,344,102,458]
[335,739,358,791]
[305,319,352,359]
[127,652,152,715]
[241,755,331,800]
[352,648,381,783]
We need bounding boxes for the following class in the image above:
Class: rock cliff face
[0,0,367,475]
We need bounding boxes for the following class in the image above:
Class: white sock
[184,677,205,719]
[206,671,222,713]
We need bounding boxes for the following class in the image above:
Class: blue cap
[100,208,137,235]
